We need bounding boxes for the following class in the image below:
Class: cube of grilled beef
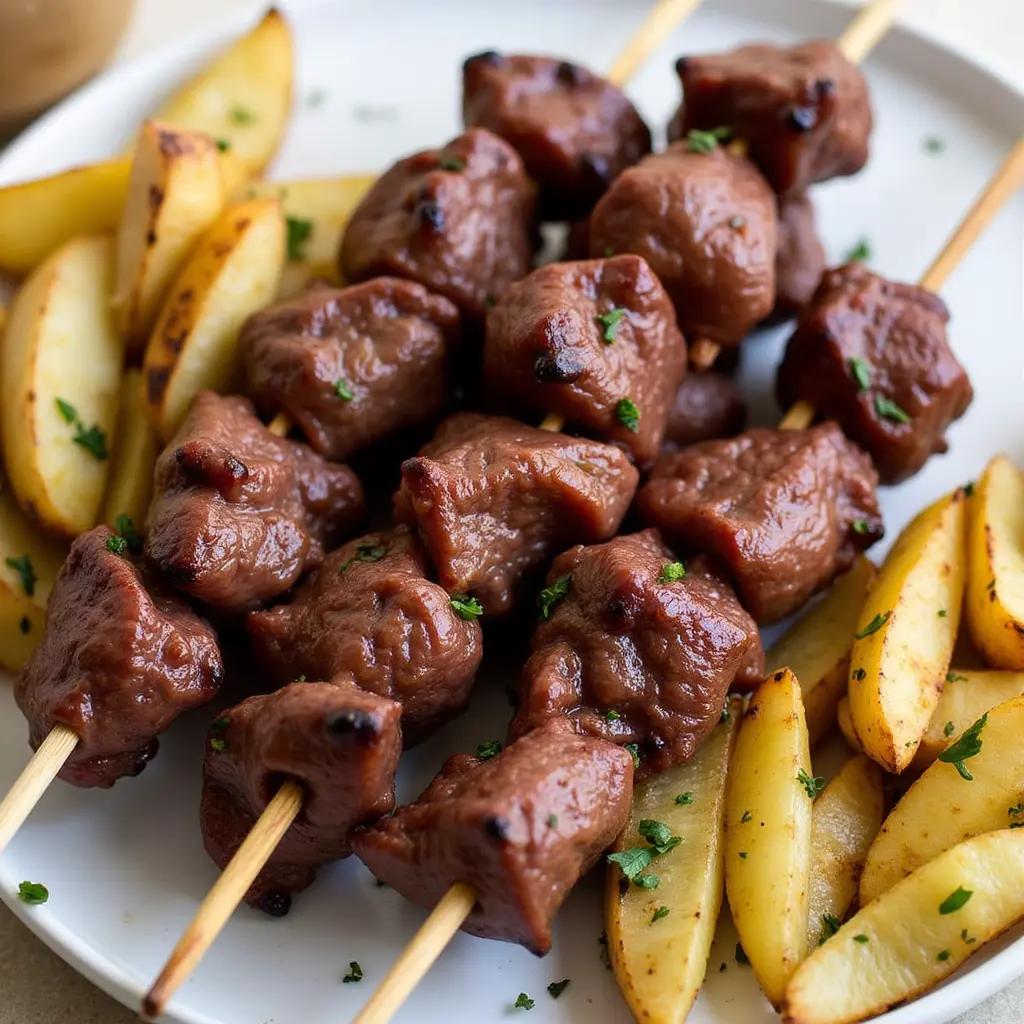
[589,142,778,349]
[772,191,826,320]
[483,254,687,466]
[776,264,974,483]
[145,392,364,614]
[353,719,632,953]
[636,424,883,623]
[17,526,223,788]
[462,51,652,221]
[670,41,871,195]
[393,413,639,616]
[246,527,483,743]
[240,278,459,461]
[201,680,401,909]
[339,128,534,322]
[662,371,747,451]
[510,530,763,777]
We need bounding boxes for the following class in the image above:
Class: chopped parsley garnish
[820,913,842,944]
[720,703,730,722]
[334,379,355,401]
[944,721,956,737]
[849,357,872,392]
[964,480,976,497]
[946,672,967,683]
[596,307,627,343]
[547,979,570,999]
[676,792,694,805]
[286,216,314,261]
[875,394,911,424]
[607,818,680,889]
[651,906,670,923]
[853,934,870,944]
[338,543,387,573]
[603,246,615,258]
[209,737,227,753]
[55,398,107,460]
[939,886,973,915]
[295,674,307,682]
[476,740,502,760]
[638,819,681,854]
[740,809,752,823]
[215,138,231,152]
[439,156,465,171]
[450,594,484,620]
[938,609,948,617]
[114,514,142,551]
[106,534,128,555]
[962,928,977,945]
[938,712,987,781]
[1009,802,1024,819]
[55,398,76,423]
[5,555,36,597]
[735,943,750,965]
[514,993,535,1010]
[658,561,686,583]
[625,743,640,770]
[537,574,572,620]
[686,126,732,153]
[845,238,872,263]
[797,769,826,799]
[937,950,950,961]
[615,398,640,433]
[852,519,871,535]
[230,106,256,124]
[855,611,891,639]
[212,716,230,731]
[924,136,945,154]
[17,881,48,905]
[18,616,30,635]
[853,667,867,680]
[606,709,620,721]
[342,961,363,983]
[547,814,558,828]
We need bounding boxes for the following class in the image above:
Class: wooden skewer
[781,135,1024,432]
[606,0,705,86]
[267,411,290,437]
[142,779,305,1019]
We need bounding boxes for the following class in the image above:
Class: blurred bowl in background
[0,0,134,139]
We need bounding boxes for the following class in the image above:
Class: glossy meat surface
[201,680,401,907]
[353,719,632,953]
[393,413,639,615]
[772,191,826,320]
[662,371,747,450]
[484,255,687,465]
[637,424,883,622]
[510,531,763,776]
[145,392,365,614]
[240,278,459,461]
[17,527,222,788]
[247,527,483,742]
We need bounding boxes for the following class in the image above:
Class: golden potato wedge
[0,482,68,671]
[860,694,1024,905]
[114,122,226,353]
[100,369,158,533]
[606,696,742,1024]
[152,9,293,179]
[766,556,876,747]
[1,236,122,537]
[725,669,813,1007]
[965,456,1024,670]
[848,490,967,773]
[836,697,863,754]
[806,755,885,948]
[142,198,285,440]
[783,829,1024,1024]
[0,157,131,276]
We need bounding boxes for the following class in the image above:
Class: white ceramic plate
[1,1,1023,1022]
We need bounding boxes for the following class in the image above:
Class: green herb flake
[676,792,694,805]
[546,814,559,829]
[947,672,967,683]
[939,886,973,915]
[658,561,686,583]
[937,950,951,962]
[106,534,128,556]
[686,126,732,153]
[603,246,615,258]
[547,980,570,999]
[651,906,670,923]
[476,740,503,760]
[625,743,640,770]
[342,961,363,983]
[875,394,912,425]
[5,555,36,597]
[943,721,956,737]
[938,609,948,617]
[797,768,826,799]
[212,716,230,731]
[633,873,660,889]
[853,934,870,944]
[17,881,48,905]
[964,480,976,498]
[638,819,681,855]
[849,358,872,392]
[615,397,640,433]
[938,713,987,781]
[334,378,355,401]
[209,737,227,753]
[924,136,945,154]
[439,156,465,171]
[855,611,891,640]
[215,138,231,152]
[514,993,535,1010]
[286,216,314,261]
[55,397,77,423]
[596,307,627,343]
[230,106,256,125]
[820,913,842,944]
[114,513,142,551]
[845,238,872,263]
[720,703,730,723]
[740,809,752,823]
[735,943,750,965]
[537,574,572,620]
[962,928,977,945]
[852,519,871,535]
[606,709,621,721]
[56,397,107,459]
[451,594,484,620]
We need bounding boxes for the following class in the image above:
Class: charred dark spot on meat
[159,561,200,587]
[463,49,503,71]
[787,105,818,133]
[258,891,292,917]
[533,351,585,384]
[416,199,445,232]
[325,707,379,743]
[556,61,586,86]
[484,814,510,840]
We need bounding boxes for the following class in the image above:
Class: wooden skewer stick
[0,725,79,855]
[606,0,705,86]
[142,779,305,1020]
[781,135,1024,433]
[267,411,291,437]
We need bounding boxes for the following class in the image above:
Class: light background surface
[0,1,1022,1022]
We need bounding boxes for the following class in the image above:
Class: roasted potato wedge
[114,121,226,354]
[152,9,293,179]
[0,481,68,670]
[783,829,1024,1024]
[725,668,813,1007]
[860,694,1024,904]
[965,456,1024,670]
[1,236,122,537]
[142,197,285,440]
[606,696,742,1024]
[835,697,860,753]
[766,556,876,747]
[100,369,158,532]
[806,755,885,948]
[0,157,131,276]
[848,490,967,773]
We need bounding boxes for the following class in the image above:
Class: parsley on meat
[845,238,872,262]
[615,398,640,433]
[596,307,627,343]
[476,740,502,760]
[658,561,686,583]
[685,126,732,153]
[439,156,465,171]
[450,594,483,620]
[849,358,871,392]
[334,378,355,401]
[537,574,572,620]
[875,394,911,424]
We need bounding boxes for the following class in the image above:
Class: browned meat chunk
[462,52,651,221]
[662,371,747,451]
[636,424,883,623]
[145,391,364,614]
[510,530,763,776]
[17,527,222,788]
[776,264,974,483]
[589,142,777,348]
[246,527,483,742]
[239,278,459,461]
[483,255,687,465]
[201,680,401,909]
[772,192,826,320]
[339,128,534,322]
[353,719,632,953]
[672,41,872,195]
[393,413,639,616]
